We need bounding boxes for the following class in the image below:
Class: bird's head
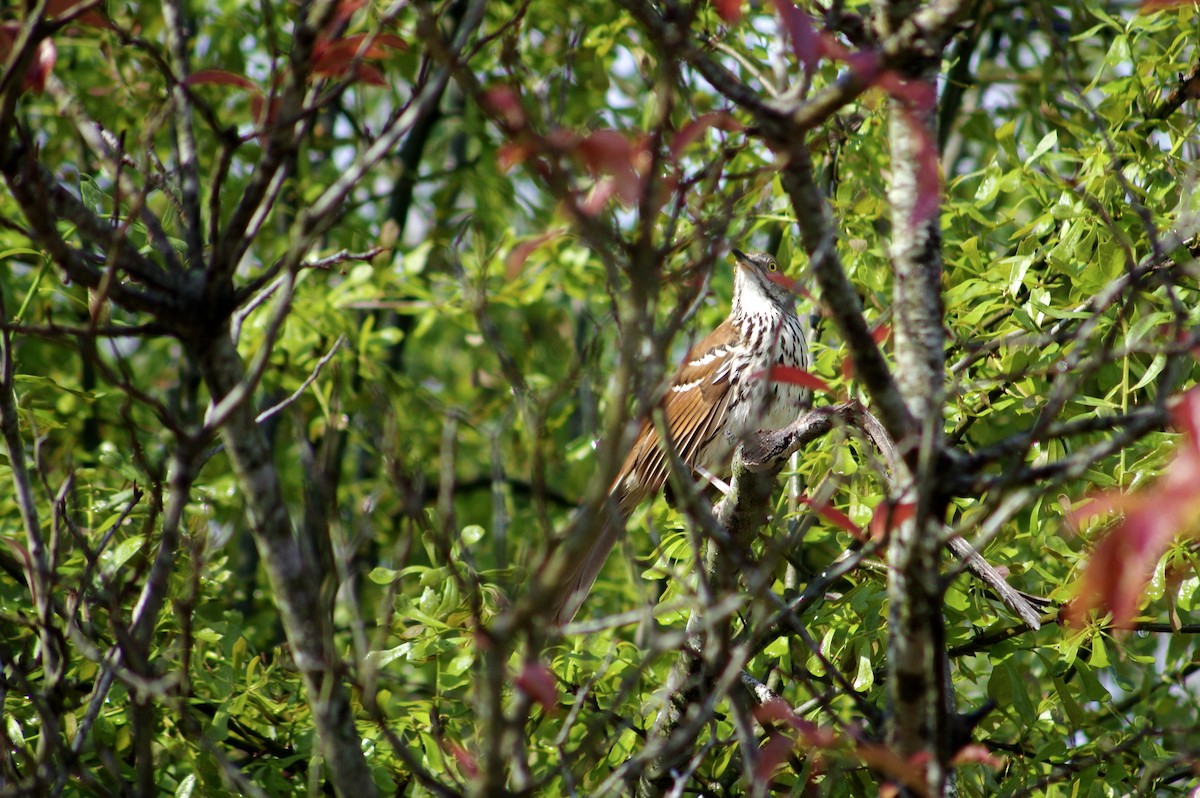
[730,248,795,314]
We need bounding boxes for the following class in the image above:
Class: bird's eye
[768,260,778,272]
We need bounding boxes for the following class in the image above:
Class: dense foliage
[0,0,1198,796]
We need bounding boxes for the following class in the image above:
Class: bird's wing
[554,321,739,626]
[617,320,738,511]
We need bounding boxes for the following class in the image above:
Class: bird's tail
[550,489,638,627]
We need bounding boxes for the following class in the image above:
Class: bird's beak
[730,248,747,264]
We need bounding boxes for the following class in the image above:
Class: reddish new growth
[490,87,653,215]
[1069,387,1200,628]
[771,0,941,229]
[514,659,558,712]
[184,0,404,129]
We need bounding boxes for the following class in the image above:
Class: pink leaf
[47,0,114,29]
[315,32,407,64]
[670,112,744,160]
[856,744,928,793]
[497,141,534,172]
[1171,386,1200,442]
[951,743,1006,770]
[329,0,369,29]
[26,37,55,93]
[312,34,396,85]
[442,740,478,778]
[842,49,883,84]
[577,130,649,204]
[763,267,801,295]
[753,698,835,746]
[1068,387,1200,628]
[800,497,863,539]
[545,128,581,150]
[482,85,526,129]
[753,732,794,784]
[876,71,937,112]
[185,68,259,91]
[868,501,914,540]
[770,365,832,394]
[0,26,58,94]
[1140,0,1194,10]
[506,230,564,279]
[770,0,831,72]
[515,660,558,711]
[579,178,619,216]
[715,0,744,23]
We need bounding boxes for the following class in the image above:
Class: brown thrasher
[554,249,809,624]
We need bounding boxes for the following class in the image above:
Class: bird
[553,248,809,625]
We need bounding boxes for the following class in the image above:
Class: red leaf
[842,49,883,84]
[871,323,891,346]
[372,33,409,52]
[841,354,855,382]
[546,128,582,150]
[47,0,114,29]
[670,112,744,160]
[1068,387,1200,627]
[715,0,744,23]
[515,660,558,711]
[0,26,57,94]
[764,269,815,302]
[316,32,407,64]
[329,0,369,29]
[482,85,526,129]
[1069,497,1183,628]
[1171,386,1200,442]
[1140,0,1194,10]
[506,230,564,279]
[579,178,620,215]
[868,501,914,540]
[351,62,387,86]
[877,72,937,112]
[753,698,836,746]
[25,37,55,93]
[497,141,534,172]
[576,130,631,172]
[753,732,795,783]
[185,69,258,90]
[578,131,649,204]
[770,365,831,394]
[770,0,833,72]
[249,95,281,127]
[856,744,928,793]
[951,743,1006,770]
[800,497,863,540]
[442,741,478,778]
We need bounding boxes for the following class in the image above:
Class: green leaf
[1088,634,1110,668]
[364,643,414,669]
[104,536,143,572]
[1026,130,1058,165]
[6,715,24,749]
[851,652,874,692]
[175,774,197,798]
[368,566,400,585]
[1052,672,1087,730]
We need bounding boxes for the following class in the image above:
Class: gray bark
[192,330,378,798]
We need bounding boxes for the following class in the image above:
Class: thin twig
[256,336,346,424]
